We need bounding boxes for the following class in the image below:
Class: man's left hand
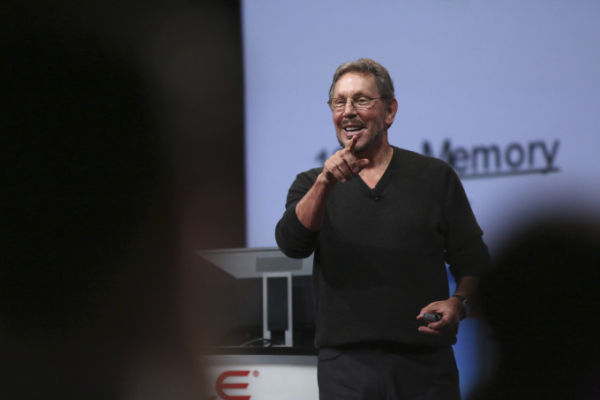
[416,297,463,336]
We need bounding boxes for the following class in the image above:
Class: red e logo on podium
[215,370,251,400]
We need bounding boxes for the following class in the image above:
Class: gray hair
[328,58,395,101]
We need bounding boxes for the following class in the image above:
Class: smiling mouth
[343,126,364,136]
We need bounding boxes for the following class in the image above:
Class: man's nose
[342,100,357,115]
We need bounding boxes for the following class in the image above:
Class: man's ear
[385,98,398,128]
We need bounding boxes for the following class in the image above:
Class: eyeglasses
[327,96,387,111]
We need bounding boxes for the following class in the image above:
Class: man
[275,58,490,400]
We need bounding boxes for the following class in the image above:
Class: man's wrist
[452,294,469,319]
[317,171,336,189]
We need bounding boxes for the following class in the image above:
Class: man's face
[331,72,397,154]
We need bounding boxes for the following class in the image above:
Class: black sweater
[275,146,490,348]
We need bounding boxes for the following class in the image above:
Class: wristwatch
[452,294,470,319]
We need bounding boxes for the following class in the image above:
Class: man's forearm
[295,172,333,231]
[453,276,478,299]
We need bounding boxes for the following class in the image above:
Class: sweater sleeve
[275,169,321,259]
[441,167,491,281]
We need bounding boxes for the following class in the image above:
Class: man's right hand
[321,136,370,185]
[295,136,370,231]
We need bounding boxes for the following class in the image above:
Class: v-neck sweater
[275,146,490,348]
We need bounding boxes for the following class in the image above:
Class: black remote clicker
[422,313,442,323]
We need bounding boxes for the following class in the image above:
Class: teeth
[345,127,362,132]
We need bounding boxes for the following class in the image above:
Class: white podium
[201,353,318,400]
[198,248,319,399]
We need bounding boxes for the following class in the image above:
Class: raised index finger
[346,135,357,154]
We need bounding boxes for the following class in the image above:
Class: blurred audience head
[474,215,600,399]
[3,1,242,399]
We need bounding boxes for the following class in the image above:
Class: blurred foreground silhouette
[3,2,243,399]
[471,216,600,400]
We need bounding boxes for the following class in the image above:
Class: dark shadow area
[2,1,244,398]
[470,215,600,400]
